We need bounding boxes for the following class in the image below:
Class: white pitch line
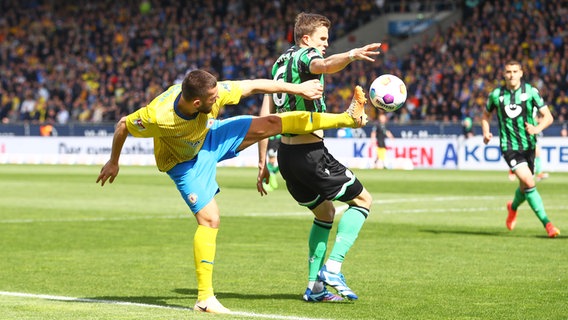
[0,291,189,310]
[0,291,330,320]
[1,196,564,223]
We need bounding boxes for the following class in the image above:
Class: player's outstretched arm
[239,79,323,100]
[310,43,381,75]
[96,117,129,186]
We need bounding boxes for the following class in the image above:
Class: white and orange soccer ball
[369,74,407,112]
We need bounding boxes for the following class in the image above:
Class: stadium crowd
[0,0,567,130]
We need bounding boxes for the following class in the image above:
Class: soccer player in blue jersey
[257,12,380,302]
[96,69,367,314]
[482,60,560,238]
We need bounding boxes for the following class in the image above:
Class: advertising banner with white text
[1,137,567,172]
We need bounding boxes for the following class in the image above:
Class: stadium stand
[0,0,566,133]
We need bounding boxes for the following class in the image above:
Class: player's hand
[256,165,270,196]
[350,43,382,62]
[96,161,119,186]
[297,79,323,100]
[525,122,540,135]
[483,132,493,145]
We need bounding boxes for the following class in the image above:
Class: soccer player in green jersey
[257,12,381,302]
[262,134,281,192]
[482,60,560,238]
[96,69,368,314]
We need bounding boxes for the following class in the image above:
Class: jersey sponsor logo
[134,118,146,130]
[505,104,522,119]
[221,83,230,92]
[188,193,198,204]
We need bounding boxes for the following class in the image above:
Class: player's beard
[197,103,213,114]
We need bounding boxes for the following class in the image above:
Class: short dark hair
[294,12,331,45]
[182,69,217,101]
[504,60,522,69]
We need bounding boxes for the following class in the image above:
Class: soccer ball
[369,74,407,112]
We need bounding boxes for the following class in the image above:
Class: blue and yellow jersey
[125,81,243,171]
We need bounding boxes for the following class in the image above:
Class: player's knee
[264,115,282,133]
[252,116,281,137]
[357,188,372,209]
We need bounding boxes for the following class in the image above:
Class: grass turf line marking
[0,291,188,310]
[0,291,330,320]
[1,196,565,223]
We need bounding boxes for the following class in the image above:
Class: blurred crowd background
[0,0,567,130]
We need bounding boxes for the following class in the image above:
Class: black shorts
[277,141,364,209]
[502,150,535,174]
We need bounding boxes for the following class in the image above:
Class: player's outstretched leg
[278,85,369,135]
[346,85,368,127]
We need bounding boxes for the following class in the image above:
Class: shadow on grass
[174,288,299,301]
[421,228,565,239]
[62,295,192,310]
[77,288,304,310]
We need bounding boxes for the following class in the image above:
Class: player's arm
[310,43,381,75]
[256,94,276,196]
[96,116,129,186]
[526,106,553,135]
[482,91,497,145]
[481,110,493,145]
[239,79,322,100]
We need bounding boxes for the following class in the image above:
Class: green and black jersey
[271,45,326,113]
[486,82,546,152]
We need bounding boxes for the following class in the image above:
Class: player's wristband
[349,49,356,61]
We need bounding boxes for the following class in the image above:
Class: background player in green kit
[96,69,368,314]
[482,60,560,238]
[262,134,281,192]
[257,12,381,302]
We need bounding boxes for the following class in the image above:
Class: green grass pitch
[0,164,566,319]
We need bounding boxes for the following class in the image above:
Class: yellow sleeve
[125,107,161,138]
[216,81,243,107]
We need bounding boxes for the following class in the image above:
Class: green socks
[525,187,550,226]
[511,187,526,210]
[512,187,550,227]
[328,206,368,263]
[308,206,368,281]
[308,219,332,281]
[534,156,542,175]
